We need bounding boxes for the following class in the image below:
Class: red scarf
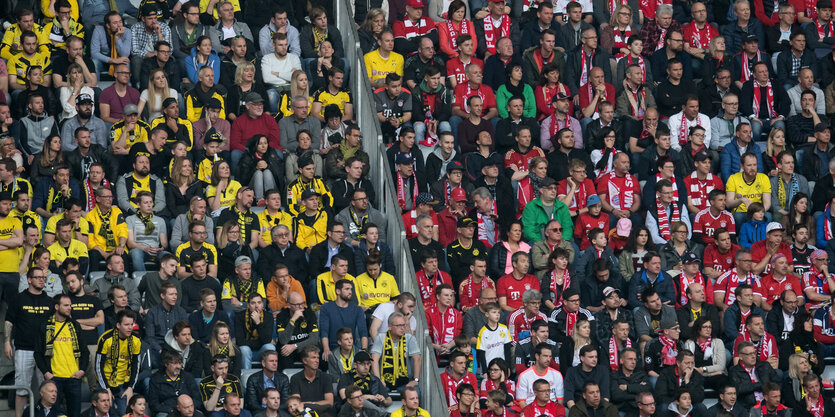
[613,27,631,59]
[753,80,777,119]
[657,27,667,51]
[542,83,567,115]
[569,180,588,210]
[805,0,818,20]
[402,17,426,39]
[659,334,678,365]
[656,197,681,241]
[626,55,646,83]
[679,271,705,306]
[817,19,834,39]
[690,21,713,48]
[482,14,511,55]
[740,50,761,82]
[627,85,646,118]
[808,395,825,417]
[742,331,775,361]
[688,172,716,208]
[476,204,499,248]
[84,179,111,212]
[580,48,594,87]
[678,112,701,146]
[697,337,712,354]
[549,112,572,138]
[605,173,636,210]
[565,311,578,337]
[416,269,447,309]
[463,275,492,305]
[825,204,834,240]
[463,82,486,115]
[396,171,418,211]
[446,20,471,51]
[533,48,556,73]
[609,336,632,371]
[550,269,571,307]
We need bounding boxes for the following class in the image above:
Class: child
[450,384,480,417]
[476,303,513,378]
[483,390,519,417]
[167,140,189,180]
[197,129,224,184]
[327,327,357,380]
[608,218,631,254]
[454,333,477,375]
[292,189,328,251]
[667,390,693,417]
[575,195,610,251]
[287,395,319,417]
[739,202,767,250]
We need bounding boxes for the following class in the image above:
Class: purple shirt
[99,85,140,120]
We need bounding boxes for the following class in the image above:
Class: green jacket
[496,83,537,119]
[521,197,573,243]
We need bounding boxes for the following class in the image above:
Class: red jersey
[760,273,803,306]
[523,402,566,417]
[446,56,485,86]
[557,178,596,213]
[596,172,640,211]
[440,370,480,406]
[715,268,763,306]
[458,275,496,310]
[692,208,735,244]
[683,172,725,213]
[402,210,439,239]
[415,269,454,310]
[682,21,720,49]
[393,16,436,43]
[790,0,817,20]
[578,83,616,115]
[426,305,463,346]
[733,331,779,361]
[703,243,741,274]
[803,268,833,309]
[452,82,497,115]
[504,147,545,173]
[507,308,549,341]
[750,241,793,275]
[574,212,611,250]
[497,274,540,310]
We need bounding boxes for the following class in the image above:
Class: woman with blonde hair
[276,70,311,121]
[164,156,205,219]
[782,353,824,409]
[206,321,241,376]
[29,135,64,184]
[702,36,729,80]
[225,61,268,120]
[58,63,95,120]
[358,8,387,54]
[762,127,792,177]
[138,68,176,120]
[600,4,634,59]
[559,318,594,368]
[20,247,62,297]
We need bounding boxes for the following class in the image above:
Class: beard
[78,108,93,119]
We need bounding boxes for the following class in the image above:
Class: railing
[0,386,34,417]
[333,0,450,416]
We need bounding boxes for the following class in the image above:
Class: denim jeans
[53,377,82,417]
[240,343,276,369]
[130,249,170,272]
[250,169,278,201]
[750,118,785,141]
[266,88,281,115]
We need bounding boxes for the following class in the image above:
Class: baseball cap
[301,188,321,200]
[123,104,139,115]
[162,97,178,109]
[205,128,223,144]
[206,98,223,109]
[815,122,830,133]
[540,177,557,188]
[406,0,424,7]
[416,193,435,206]
[245,92,264,104]
[483,154,503,167]
[457,217,476,228]
[451,188,467,202]
[587,194,602,206]
[447,160,464,173]
[552,91,570,101]
[694,151,711,162]
[234,256,252,267]
[742,34,759,43]
[395,153,414,165]
[660,316,679,329]
[766,222,784,234]
[603,287,621,298]
[683,252,700,264]
[140,3,159,16]
[75,93,93,105]
[616,218,632,237]
[354,351,373,362]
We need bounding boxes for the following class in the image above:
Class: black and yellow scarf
[138,211,155,235]
[129,174,151,210]
[97,207,116,250]
[233,278,255,303]
[350,369,371,392]
[232,206,248,245]
[244,311,262,341]
[107,331,134,387]
[47,184,70,213]
[349,208,368,240]
[44,315,81,362]
[380,331,408,389]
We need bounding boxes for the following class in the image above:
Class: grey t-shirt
[370,332,420,378]
[125,214,167,247]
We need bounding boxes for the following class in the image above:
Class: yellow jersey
[96,329,141,388]
[353,271,400,308]
[175,242,218,271]
[206,180,242,212]
[41,0,80,20]
[726,172,771,213]
[150,116,195,151]
[50,319,80,378]
[48,239,89,265]
[316,271,356,305]
[221,278,266,303]
[197,155,223,184]
[45,213,90,240]
[8,51,52,85]
[293,209,328,250]
[390,408,430,417]
[0,23,49,60]
[0,216,22,273]
[41,18,85,50]
[10,208,41,241]
[85,207,128,252]
[257,209,293,245]
[312,88,352,118]
[110,119,151,151]
[364,50,404,83]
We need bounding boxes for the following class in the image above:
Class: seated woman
[58,63,95,121]
[29,135,64,185]
[683,316,726,390]
[659,221,703,273]
[779,312,824,375]
[275,70,311,122]
[358,8,386,54]
[534,63,571,121]
[217,220,253,280]
[164,156,205,220]
[206,322,242,376]
[354,223,395,274]
[0,136,25,175]
[284,130,324,183]
[590,127,619,178]
[780,193,815,245]
[225,62,268,122]
[515,157,548,219]
[495,63,536,119]
[185,36,221,89]
[14,65,59,119]
[600,5,635,59]
[310,40,345,92]
[206,160,242,215]
[138,68,178,121]
[437,0,475,59]
[558,318,595,369]
[762,127,792,177]
[487,220,531,281]
[237,134,284,204]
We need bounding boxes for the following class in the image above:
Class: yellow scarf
[380,331,408,389]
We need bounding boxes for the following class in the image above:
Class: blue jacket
[719,138,764,182]
[627,269,676,309]
[721,18,766,56]
[32,177,81,213]
[817,207,834,248]
[723,301,764,346]
[185,48,221,85]
[739,219,768,249]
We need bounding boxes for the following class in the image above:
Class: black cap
[75,93,93,105]
[245,92,264,104]
[447,160,464,173]
[684,252,700,264]
[694,151,711,162]
[301,188,320,200]
[815,122,830,133]
[457,217,476,228]
[483,154,503,167]
[540,177,557,187]
[818,0,832,8]
[204,128,223,144]
[206,98,223,109]
[354,351,373,362]
[396,153,414,165]
[140,3,159,16]
[743,34,759,43]
[162,97,178,109]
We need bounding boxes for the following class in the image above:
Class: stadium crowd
[6,0,835,417]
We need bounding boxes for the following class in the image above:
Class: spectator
[149,350,200,416]
[655,350,707,414]
[145,283,188,363]
[95,310,141,415]
[723,283,766,346]
[233,294,275,369]
[566,382,618,417]
[259,7,301,57]
[370,311,421,392]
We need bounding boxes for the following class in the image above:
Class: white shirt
[516,366,565,403]
[261,52,302,88]
[372,302,417,334]
[477,323,512,366]
[668,110,712,151]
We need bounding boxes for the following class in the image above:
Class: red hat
[488,0,505,3]
[407,0,423,8]
[451,188,467,202]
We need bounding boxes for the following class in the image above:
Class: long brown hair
[39,135,63,168]
[170,156,195,188]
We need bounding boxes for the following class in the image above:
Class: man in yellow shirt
[315,254,355,305]
[48,219,89,273]
[0,193,24,303]
[41,0,85,52]
[34,294,88,417]
[0,9,48,60]
[726,152,772,226]
[85,187,128,270]
[95,309,141,414]
[353,253,400,311]
[110,104,151,155]
[7,30,52,90]
[364,29,403,89]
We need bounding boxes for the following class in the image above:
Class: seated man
[655,350,706,414]
[725,152,771,225]
[90,12,131,77]
[728,341,777,408]
[199,354,243,412]
[184,66,227,123]
[50,35,96,88]
[425,284,462,354]
[288,345,334,416]
[148,350,200,417]
[732,314,779,370]
[33,165,80,219]
[0,9,47,61]
[41,0,85,52]
[109,104,150,156]
[370,312,421,392]
[739,61,789,140]
[258,6,301,57]
[274,291,320,368]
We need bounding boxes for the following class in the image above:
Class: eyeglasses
[289,302,306,308]
[740,351,756,356]
[390,323,407,327]
[157,49,171,54]
[115,71,130,75]
[565,298,580,303]
[640,402,656,407]
[549,228,563,232]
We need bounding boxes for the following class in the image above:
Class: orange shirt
[265,277,306,312]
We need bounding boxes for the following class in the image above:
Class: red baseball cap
[407,0,424,8]
[451,188,467,202]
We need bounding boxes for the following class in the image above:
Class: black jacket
[234,309,274,350]
[655,364,706,405]
[698,84,741,119]
[765,301,796,344]
[775,49,817,87]
[308,240,357,278]
[164,181,206,219]
[147,370,201,415]
[610,369,651,417]
[140,56,181,91]
[33,318,90,375]
[255,243,309,285]
[410,81,451,125]
[66,144,118,182]
[546,148,595,181]
[740,79,791,119]
[470,176,515,227]
[729,362,777,408]
[162,339,210,378]
[330,178,376,214]
[564,46,614,94]
[244,369,291,412]
[188,310,229,344]
[24,402,66,417]
[766,23,803,54]
[676,302,721,339]
[706,402,748,417]
[237,136,285,192]
[585,119,626,153]
[494,117,541,155]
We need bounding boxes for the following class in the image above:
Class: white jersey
[477,323,512,366]
[516,366,565,403]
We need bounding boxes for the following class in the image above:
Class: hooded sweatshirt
[92,273,141,311]
[667,402,694,417]
[410,80,451,125]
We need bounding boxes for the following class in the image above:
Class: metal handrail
[332,0,450,416]
[0,385,35,417]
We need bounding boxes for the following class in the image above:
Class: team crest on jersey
[301,321,307,329]
[397,100,404,106]
[226,386,232,393]
[721,221,726,227]
[474,249,480,256]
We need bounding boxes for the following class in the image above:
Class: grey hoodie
[92,272,141,311]
[667,402,694,417]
